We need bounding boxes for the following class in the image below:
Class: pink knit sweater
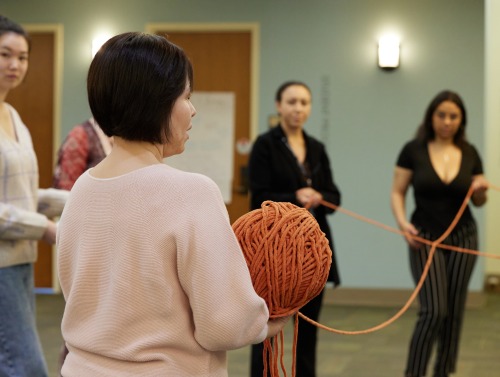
[57,164,269,376]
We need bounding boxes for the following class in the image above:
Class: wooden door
[148,25,257,223]
[6,30,58,288]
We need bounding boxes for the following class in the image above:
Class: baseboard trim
[323,287,486,309]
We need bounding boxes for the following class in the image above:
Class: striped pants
[405,221,478,377]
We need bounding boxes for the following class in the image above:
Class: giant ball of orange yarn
[232,201,332,318]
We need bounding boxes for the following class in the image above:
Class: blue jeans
[0,264,48,377]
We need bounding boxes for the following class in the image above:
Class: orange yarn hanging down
[232,201,332,377]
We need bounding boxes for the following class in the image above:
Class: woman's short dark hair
[275,80,311,102]
[88,32,193,143]
[416,90,467,146]
[0,15,31,50]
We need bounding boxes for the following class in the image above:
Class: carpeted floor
[37,291,500,376]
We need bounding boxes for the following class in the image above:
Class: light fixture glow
[92,34,111,58]
[378,35,400,69]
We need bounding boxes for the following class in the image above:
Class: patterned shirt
[53,119,109,190]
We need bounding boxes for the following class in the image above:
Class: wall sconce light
[378,35,400,69]
[92,34,112,58]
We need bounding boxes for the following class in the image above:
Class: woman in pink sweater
[56,32,288,376]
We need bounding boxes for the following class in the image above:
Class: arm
[319,149,341,208]
[391,166,419,248]
[38,188,70,218]
[0,202,51,242]
[471,174,488,207]
[0,120,61,243]
[469,144,488,207]
[177,176,274,351]
[41,220,58,245]
[36,188,62,244]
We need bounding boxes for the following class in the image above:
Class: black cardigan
[248,125,341,285]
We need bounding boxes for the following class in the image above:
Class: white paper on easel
[165,91,235,204]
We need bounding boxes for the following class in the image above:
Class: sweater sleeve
[176,175,269,351]
[37,188,70,218]
[0,202,48,240]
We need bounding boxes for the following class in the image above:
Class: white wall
[484,0,500,276]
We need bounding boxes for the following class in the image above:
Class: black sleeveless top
[396,139,483,237]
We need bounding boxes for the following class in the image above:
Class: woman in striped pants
[391,90,489,377]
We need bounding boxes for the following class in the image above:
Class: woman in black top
[248,81,341,377]
[391,90,489,377]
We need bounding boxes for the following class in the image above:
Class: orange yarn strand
[233,201,332,377]
[319,187,500,260]
[300,183,500,334]
[233,183,499,376]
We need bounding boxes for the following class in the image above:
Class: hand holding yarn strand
[232,201,332,377]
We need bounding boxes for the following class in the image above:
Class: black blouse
[248,125,342,284]
[396,139,483,237]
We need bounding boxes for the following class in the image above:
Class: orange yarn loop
[232,200,332,377]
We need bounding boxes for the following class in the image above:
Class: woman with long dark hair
[391,90,488,377]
